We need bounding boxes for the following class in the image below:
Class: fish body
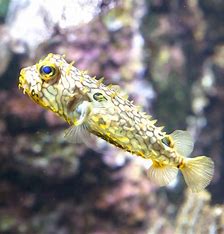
[18,53,214,192]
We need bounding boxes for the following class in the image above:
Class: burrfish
[18,53,214,192]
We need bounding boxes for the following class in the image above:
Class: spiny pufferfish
[18,53,214,192]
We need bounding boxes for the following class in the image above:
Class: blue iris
[42,66,52,74]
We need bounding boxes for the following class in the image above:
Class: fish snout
[18,68,31,95]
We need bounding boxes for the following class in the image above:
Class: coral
[175,189,224,234]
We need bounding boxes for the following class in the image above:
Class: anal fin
[147,161,178,186]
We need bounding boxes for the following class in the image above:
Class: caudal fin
[180,156,214,192]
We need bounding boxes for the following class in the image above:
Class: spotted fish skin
[89,94,165,156]
[18,53,214,192]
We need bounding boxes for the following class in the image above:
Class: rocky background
[0,0,223,233]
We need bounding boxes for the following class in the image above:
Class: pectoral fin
[64,101,93,145]
[64,124,91,144]
[147,161,178,186]
[74,101,92,126]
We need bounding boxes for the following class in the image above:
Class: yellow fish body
[18,53,214,192]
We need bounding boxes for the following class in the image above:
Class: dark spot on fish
[31,89,35,96]
[98,118,106,125]
[162,136,172,147]
[93,92,107,102]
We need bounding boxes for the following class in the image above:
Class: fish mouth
[18,68,31,95]
[18,72,50,110]
[18,73,37,102]
[18,68,36,98]
[18,75,31,96]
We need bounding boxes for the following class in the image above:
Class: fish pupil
[42,66,52,74]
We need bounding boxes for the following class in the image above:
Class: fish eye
[162,136,173,148]
[39,63,59,81]
[93,92,107,102]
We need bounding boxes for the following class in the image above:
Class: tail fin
[180,156,214,192]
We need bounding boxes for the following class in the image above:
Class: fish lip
[18,75,30,95]
[18,73,47,108]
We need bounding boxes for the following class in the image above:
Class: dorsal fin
[170,130,194,157]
